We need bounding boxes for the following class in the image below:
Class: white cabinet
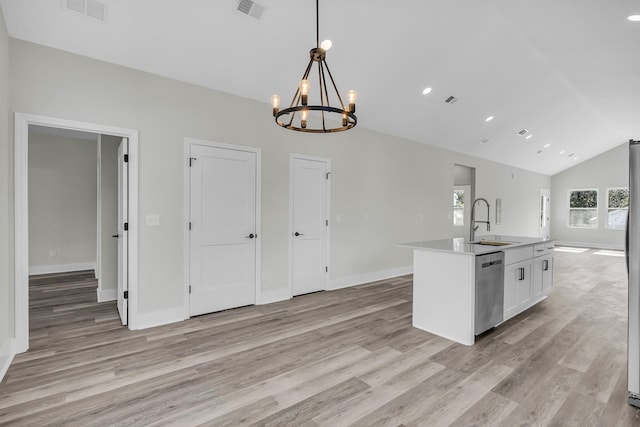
[503,241,553,322]
[504,259,532,320]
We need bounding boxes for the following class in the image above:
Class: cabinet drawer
[534,241,555,257]
[504,246,533,265]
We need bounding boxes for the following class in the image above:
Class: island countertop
[397,235,554,256]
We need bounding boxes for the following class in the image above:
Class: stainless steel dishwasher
[475,251,505,335]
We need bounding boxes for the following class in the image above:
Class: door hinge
[123,291,128,299]
[189,222,192,230]
[124,222,129,231]
[189,285,192,294]
[124,154,129,163]
[189,157,196,167]
[326,172,331,180]
[326,266,328,273]
[326,219,329,226]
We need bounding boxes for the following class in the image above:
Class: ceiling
[2,0,639,175]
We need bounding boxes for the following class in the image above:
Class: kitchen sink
[469,240,519,246]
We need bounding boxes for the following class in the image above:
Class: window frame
[567,188,599,229]
[605,186,629,230]
[453,188,465,226]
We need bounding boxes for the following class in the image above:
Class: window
[453,189,464,226]
[607,187,629,230]
[568,189,598,228]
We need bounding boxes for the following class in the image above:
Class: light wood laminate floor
[1,248,640,426]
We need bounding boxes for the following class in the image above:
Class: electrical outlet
[49,250,57,258]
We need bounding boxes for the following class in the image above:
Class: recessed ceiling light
[485,116,494,122]
[422,87,432,95]
[628,15,640,21]
[544,143,551,148]
[525,135,533,140]
[320,39,332,50]
[559,150,566,154]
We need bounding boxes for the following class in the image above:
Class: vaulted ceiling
[2,0,639,175]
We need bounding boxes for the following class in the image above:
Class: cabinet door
[542,255,553,295]
[517,262,532,308]
[532,257,545,302]
[504,264,520,320]
[504,260,532,321]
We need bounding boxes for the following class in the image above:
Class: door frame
[183,138,262,318]
[288,154,331,298]
[539,188,551,239]
[14,113,139,353]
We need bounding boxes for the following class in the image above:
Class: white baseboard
[29,262,96,276]
[329,265,413,290]
[554,241,624,251]
[97,288,117,303]
[258,288,291,305]
[133,307,187,330]
[0,338,16,383]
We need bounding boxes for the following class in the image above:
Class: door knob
[294,232,305,236]
[245,233,256,239]
[112,234,119,238]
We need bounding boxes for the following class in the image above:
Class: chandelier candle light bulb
[301,109,309,128]
[347,90,357,113]
[299,80,310,105]
[271,95,280,117]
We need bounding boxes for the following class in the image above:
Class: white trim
[554,240,624,251]
[29,262,96,276]
[258,288,291,305]
[328,265,413,290]
[14,113,140,354]
[134,307,188,330]
[97,288,117,302]
[0,338,16,382]
[183,138,262,318]
[96,135,103,291]
[289,154,331,298]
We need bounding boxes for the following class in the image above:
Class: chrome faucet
[470,198,490,242]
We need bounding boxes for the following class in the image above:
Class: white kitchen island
[398,235,554,346]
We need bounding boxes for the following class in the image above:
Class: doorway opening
[453,164,476,242]
[14,113,139,354]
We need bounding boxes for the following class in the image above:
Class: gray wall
[551,142,628,249]
[8,39,550,320]
[98,135,119,295]
[28,132,97,270]
[0,6,11,361]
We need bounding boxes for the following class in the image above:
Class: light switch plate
[146,214,160,227]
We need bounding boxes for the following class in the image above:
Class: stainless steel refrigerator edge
[628,139,640,407]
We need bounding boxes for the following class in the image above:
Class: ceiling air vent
[480,137,491,144]
[517,129,528,136]
[444,96,458,104]
[237,0,266,21]
[63,0,106,22]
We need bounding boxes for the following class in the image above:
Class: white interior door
[539,188,551,239]
[189,144,257,316]
[116,138,128,325]
[291,156,329,296]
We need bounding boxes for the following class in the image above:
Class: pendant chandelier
[271,0,357,133]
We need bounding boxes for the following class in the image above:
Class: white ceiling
[2,0,639,175]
